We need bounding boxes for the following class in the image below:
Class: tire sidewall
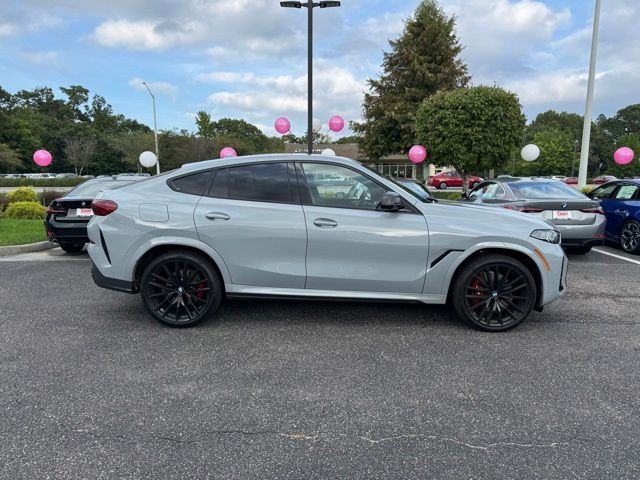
[140,251,223,327]
[453,255,537,332]
[439,182,447,190]
[620,220,640,254]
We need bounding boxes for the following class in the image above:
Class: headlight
[530,229,561,244]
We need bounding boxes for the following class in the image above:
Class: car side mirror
[380,191,403,211]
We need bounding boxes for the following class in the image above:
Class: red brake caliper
[195,282,206,299]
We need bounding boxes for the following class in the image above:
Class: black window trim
[296,160,420,215]
[204,160,300,206]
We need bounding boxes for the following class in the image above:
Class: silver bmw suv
[88,154,568,331]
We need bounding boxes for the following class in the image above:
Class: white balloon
[312,117,322,133]
[321,148,336,156]
[521,144,540,162]
[139,151,158,168]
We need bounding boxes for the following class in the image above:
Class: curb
[0,241,57,257]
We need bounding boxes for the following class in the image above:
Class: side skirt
[224,285,446,305]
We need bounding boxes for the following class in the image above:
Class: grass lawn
[0,218,47,246]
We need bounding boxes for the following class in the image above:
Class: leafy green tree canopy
[415,86,525,189]
[353,0,469,159]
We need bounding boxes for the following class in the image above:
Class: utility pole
[142,82,161,174]
[578,0,601,188]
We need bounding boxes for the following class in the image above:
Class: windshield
[66,180,138,197]
[510,181,586,199]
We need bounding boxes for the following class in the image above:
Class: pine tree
[353,0,469,159]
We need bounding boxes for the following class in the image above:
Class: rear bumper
[91,260,134,294]
[44,218,90,243]
[561,237,604,248]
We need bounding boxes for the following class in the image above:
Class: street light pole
[280,1,341,155]
[572,139,579,177]
[577,0,601,188]
[142,81,161,175]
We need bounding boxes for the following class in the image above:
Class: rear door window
[226,162,293,203]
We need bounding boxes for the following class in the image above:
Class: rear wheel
[452,254,537,331]
[59,242,85,253]
[140,251,223,327]
[620,220,640,254]
[438,182,448,190]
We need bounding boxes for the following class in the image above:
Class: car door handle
[313,218,338,228]
[205,212,230,221]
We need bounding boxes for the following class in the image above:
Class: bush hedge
[0,178,87,188]
[5,201,47,219]
[7,186,38,203]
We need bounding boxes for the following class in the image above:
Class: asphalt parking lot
[1,246,639,479]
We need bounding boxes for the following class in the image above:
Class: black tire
[620,220,640,254]
[565,245,592,255]
[59,242,85,253]
[438,182,448,190]
[140,250,223,327]
[452,254,537,332]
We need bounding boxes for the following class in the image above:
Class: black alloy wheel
[453,254,537,331]
[620,220,640,254]
[140,251,223,327]
[59,242,85,253]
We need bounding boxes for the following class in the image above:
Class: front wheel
[452,254,537,331]
[140,251,223,327]
[438,182,448,190]
[59,242,85,253]
[620,220,640,254]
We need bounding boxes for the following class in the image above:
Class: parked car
[55,173,78,179]
[587,179,640,254]
[87,154,567,332]
[428,171,484,190]
[589,175,617,185]
[45,177,145,253]
[461,177,606,254]
[392,177,435,202]
[562,177,578,185]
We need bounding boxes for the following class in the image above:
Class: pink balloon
[220,147,237,159]
[408,145,427,164]
[328,115,345,133]
[33,149,52,167]
[274,117,291,135]
[614,147,635,165]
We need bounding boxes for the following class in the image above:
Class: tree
[352,0,469,159]
[64,137,96,175]
[598,104,640,140]
[334,135,362,144]
[415,86,525,192]
[521,128,574,176]
[0,143,21,172]
[195,111,215,138]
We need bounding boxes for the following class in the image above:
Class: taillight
[47,198,66,214]
[92,199,118,216]
[502,205,544,213]
[581,207,604,214]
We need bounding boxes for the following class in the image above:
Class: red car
[428,171,484,190]
[589,175,617,185]
[562,177,578,185]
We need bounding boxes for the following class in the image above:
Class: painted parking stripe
[593,248,640,266]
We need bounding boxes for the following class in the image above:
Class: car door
[589,183,620,239]
[607,183,640,234]
[193,162,307,289]
[297,162,429,294]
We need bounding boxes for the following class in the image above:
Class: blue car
[588,179,640,254]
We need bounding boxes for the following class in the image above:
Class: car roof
[179,154,361,173]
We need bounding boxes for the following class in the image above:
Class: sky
[0,0,638,138]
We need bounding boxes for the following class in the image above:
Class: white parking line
[593,248,640,266]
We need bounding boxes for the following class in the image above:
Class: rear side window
[227,162,292,203]
[168,171,212,196]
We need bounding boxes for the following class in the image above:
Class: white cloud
[19,50,59,67]
[93,19,206,50]
[128,78,179,97]
[0,23,17,37]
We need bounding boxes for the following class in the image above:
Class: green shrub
[7,186,38,203]
[5,201,47,219]
[0,178,87,188]
[0,193,7,212]
[432,191,462,200]
[42,189,68,206]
